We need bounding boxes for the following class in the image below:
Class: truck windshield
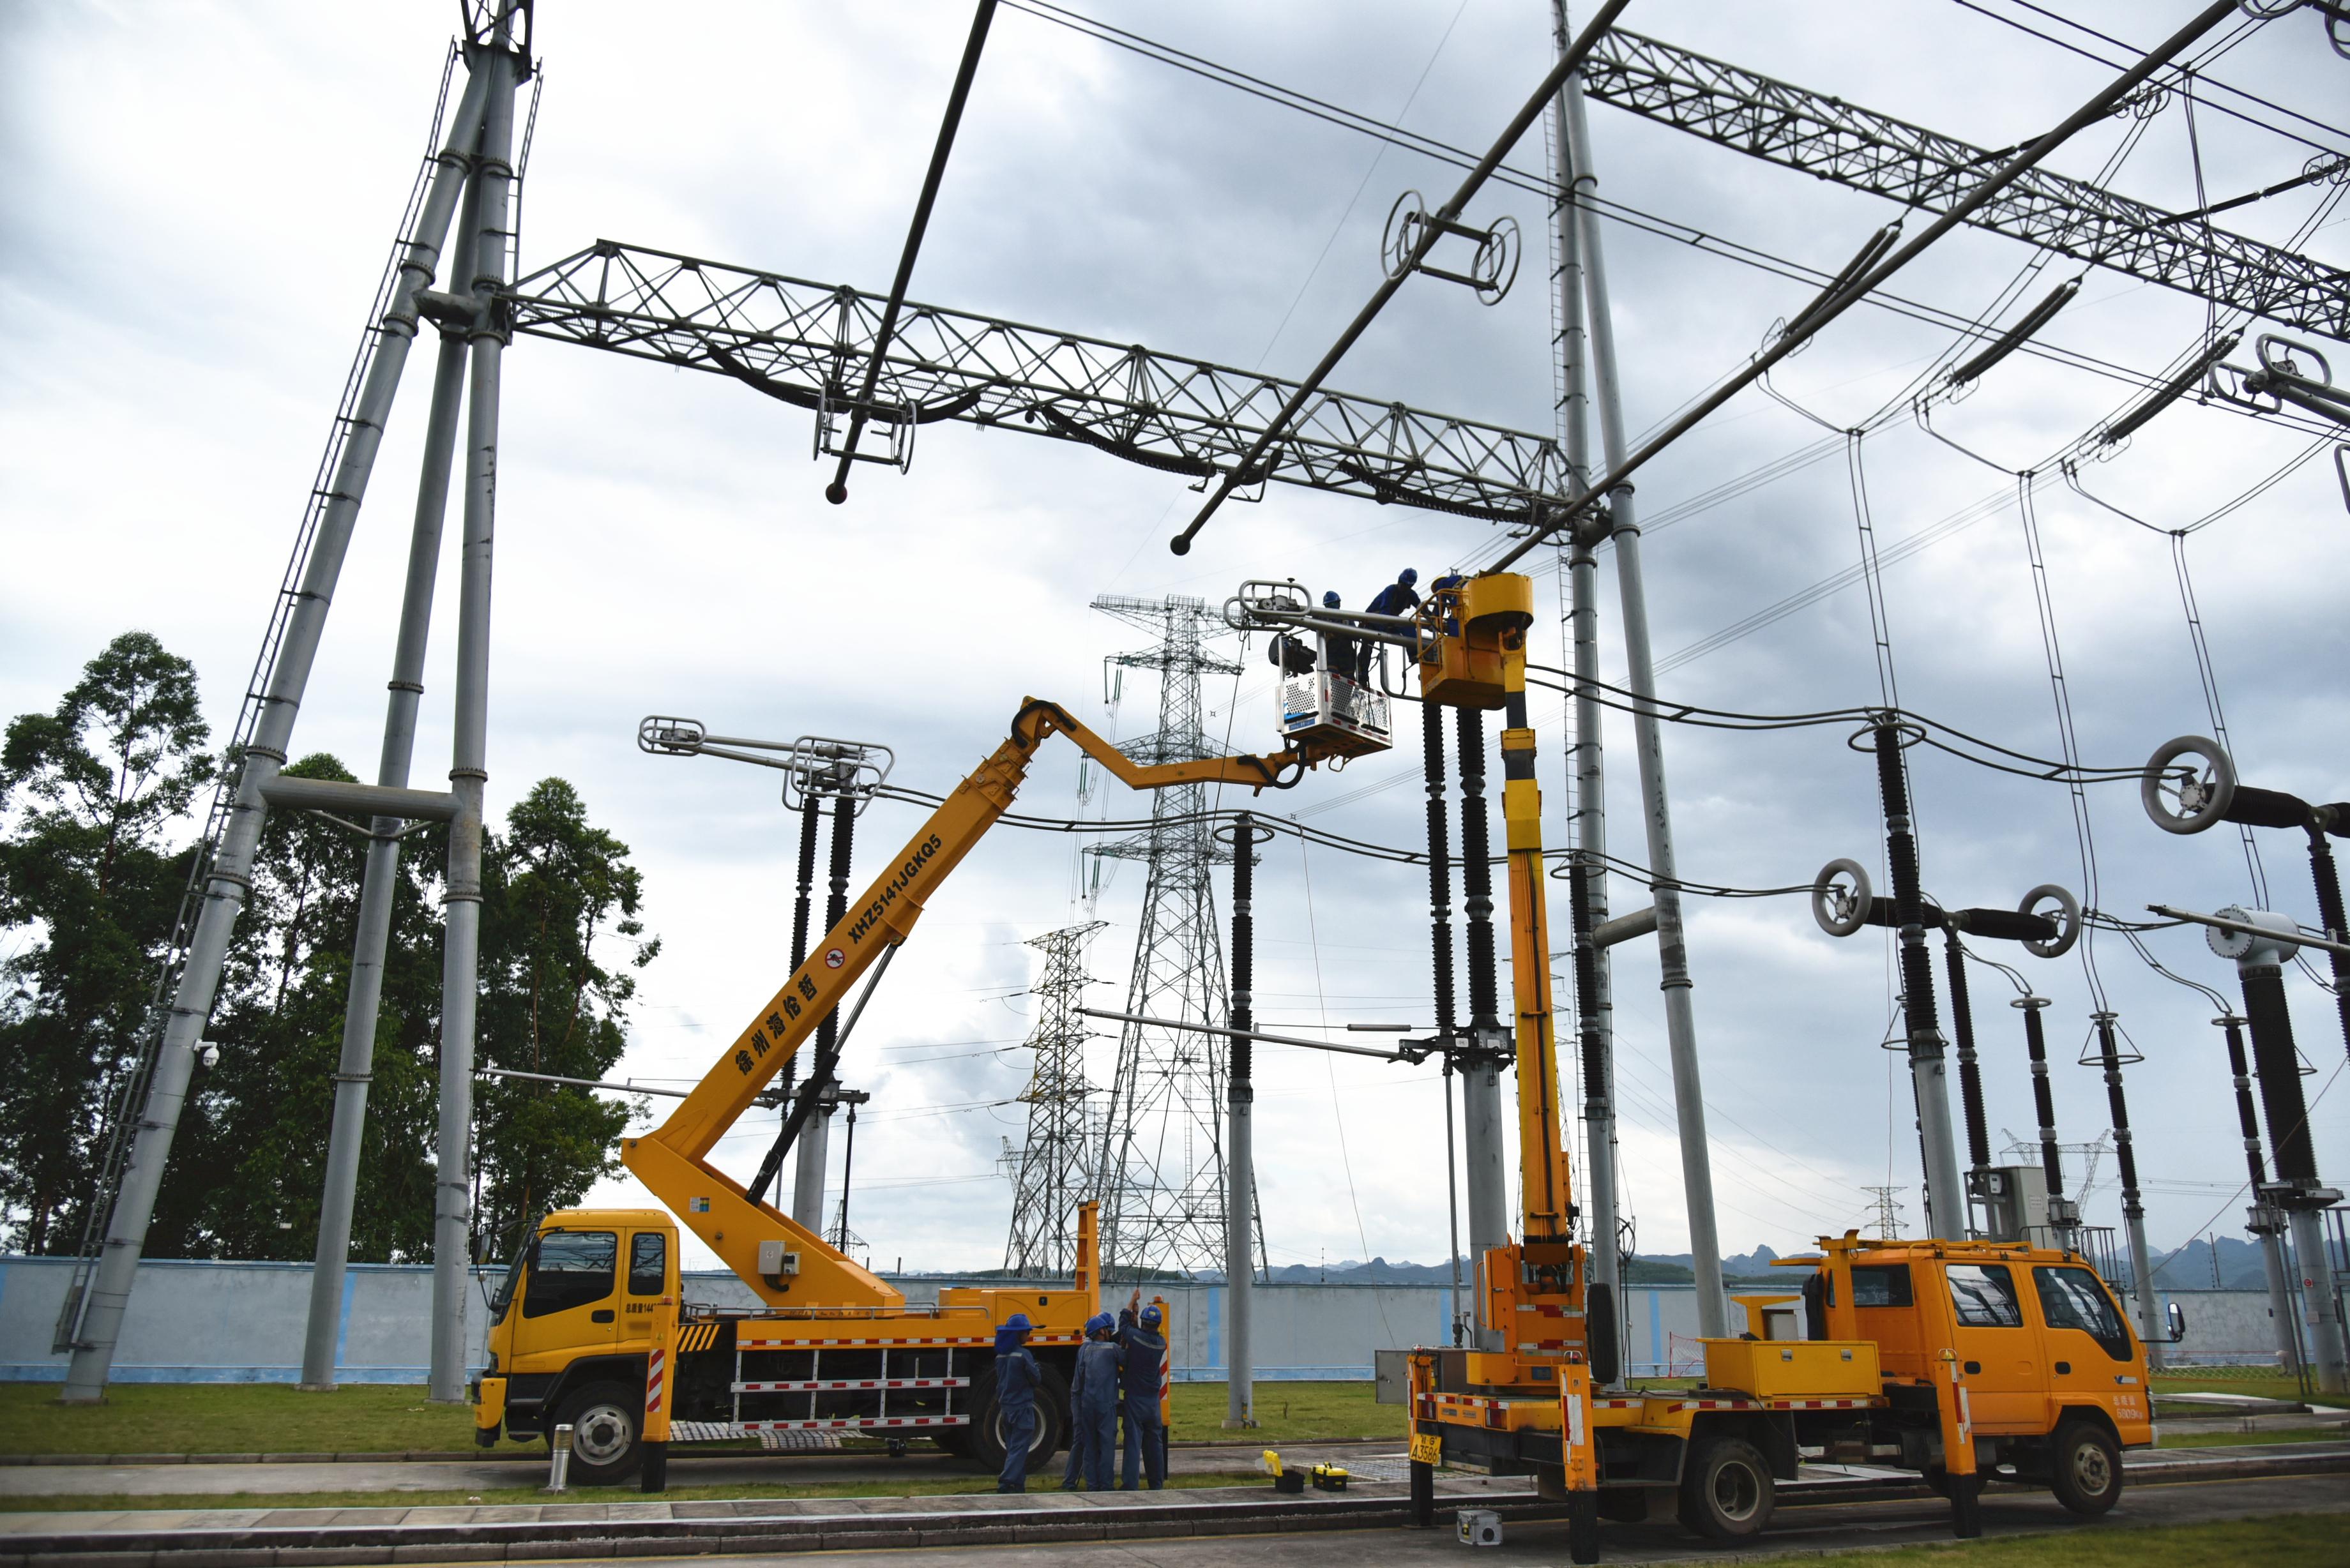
[487,1232,540,1327]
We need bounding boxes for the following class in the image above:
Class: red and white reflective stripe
[1595,1398,1641,1410]
[1763,1396,1877,1410]
[1671,1398,1758,1412]
[736,1335,990,1349]
[736,1415,971,1431]
[732,1376,969,1392]
[645,1347,667,1414]
[1513,1304,1584,1318]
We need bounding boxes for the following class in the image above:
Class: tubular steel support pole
[430,35,519,1405]
[2015,997,2073,1249]
[1565,71,1725,1333]
[2091,1013,2162,1371]
[749,794,822,1209]
[60,48,496,1406]
[1552,8,1621,1346]
[299,314,474,1391]
[794,797,858,1234]
[2222,1014,2303,1376]
[1225,813,1257,1428]
[1457,709,1510,1353]
[1870,721,1966,1242]
[1944,933,1992,1228]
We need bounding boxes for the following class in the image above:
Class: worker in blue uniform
[993,1313,1042,1493]
[1318,591,1357,690]
[1068,1311,1124,1491]
[1118,1290,1169,1489]
[1360,568,1420,681]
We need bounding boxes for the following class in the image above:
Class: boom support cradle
[623,697,1326,1308]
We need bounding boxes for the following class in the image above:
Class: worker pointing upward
[1118,1290,1169,1489]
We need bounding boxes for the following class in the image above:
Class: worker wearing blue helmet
[1361,568,1421,681]
[1067,1311,1124,1491]
[992,1313,1042,1493]
[1117,1288,1170,1489]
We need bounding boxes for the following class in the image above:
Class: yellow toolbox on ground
[1701,1338,1881,1398]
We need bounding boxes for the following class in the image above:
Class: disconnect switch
[757,1241,800,1278]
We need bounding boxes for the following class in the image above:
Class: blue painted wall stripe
[333,1265,359,1372]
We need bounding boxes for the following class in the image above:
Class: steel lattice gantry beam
[504,241,1572,520]
[1581,28,2349,343]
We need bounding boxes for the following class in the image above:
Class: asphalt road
[596,1471,2350,1565]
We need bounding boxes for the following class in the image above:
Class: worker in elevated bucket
[993,1313,1042,1493]
[1319,591,1356,690]
[1118,1289,1169,1489]
[1361,568,1420,681]
[1067,1311,1124,1491]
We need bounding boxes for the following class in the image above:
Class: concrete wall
[0,1255,2294,1383]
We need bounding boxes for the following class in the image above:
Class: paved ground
[0,1440,1375,1500]
[591,1472,2350,1565]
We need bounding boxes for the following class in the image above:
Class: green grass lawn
[1801,1514,2345,1565]
[2155,1425,2344,1448]
[0,1469,1266,1514]
[2151,1370,2347,1408]
[0,1383,480,1457]
[1170,1382,1399,1444]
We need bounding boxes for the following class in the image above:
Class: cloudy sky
[4,1,2344,1280]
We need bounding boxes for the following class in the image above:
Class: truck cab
[473,1207,677,1476]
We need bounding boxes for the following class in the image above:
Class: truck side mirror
[2166,1300,2187,1343]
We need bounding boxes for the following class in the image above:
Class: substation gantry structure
[54,0,1734,1402]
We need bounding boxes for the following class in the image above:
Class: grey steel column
[1550,10,1621,1333]
[2255,1220,2302,1375]
[2287,1209,2347,1393]
[1563,73,1727,1336]
[2091,1013,2163,1370]
[792,1103,833,1234]
[1224,813,1256,1427]
[299,311,474,1391]
[430,36,519,1403]
[60,59,493,1405]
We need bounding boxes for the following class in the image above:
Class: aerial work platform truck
[1366,574,2162,1558]
[473,696,1364,1484]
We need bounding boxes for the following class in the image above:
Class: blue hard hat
[1323,591,1341,608]
[1004,1313,1032,1333]
[1399,568,1418,585]
[1141,1304,1163,1328]
[1087,1312,1115,1336]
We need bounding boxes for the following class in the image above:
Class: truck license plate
[1410,1431,1443,1466]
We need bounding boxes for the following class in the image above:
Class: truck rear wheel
[1677,1435,1772,1541]
[964,1363,1068,1474]
[2048,1422,2121,1516]
[554,1381,642,1485]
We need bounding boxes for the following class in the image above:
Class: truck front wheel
[2048,1422,2121,1516]
[1678,1435,1773,1541]
[555,1382,643,1485]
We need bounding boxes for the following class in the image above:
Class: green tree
[0,632,212,1253]
[471,778,660,1251]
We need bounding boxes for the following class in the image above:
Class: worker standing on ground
[1318,592,1356,690]
[1360,568,1420,682]
[992,1314,1042,1493]
[1117,1289,1169,1489]
[1068,1311,1123,1491]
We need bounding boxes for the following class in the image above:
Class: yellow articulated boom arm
[625,698,1329,1308]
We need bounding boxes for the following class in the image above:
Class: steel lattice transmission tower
[1088,594,1260,1279]
[1003,921,1108,1276]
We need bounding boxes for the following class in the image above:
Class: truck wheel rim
[2072,1443,2111,1494]
[1713,1461,1761,1522]
[573,1403,634,1466]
